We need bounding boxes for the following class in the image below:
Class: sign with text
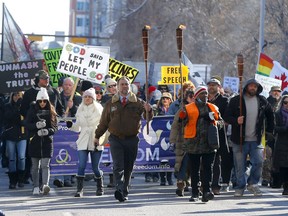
[42,48,71,87]
[57,42,110,84]
[51,116,175,175]
[158,65,188,85]
[0,60,42,93]
[255,74,282,98]
[223,76,239,93]
[109,58,139,83]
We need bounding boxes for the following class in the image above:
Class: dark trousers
[188,152,215,194]
[212,146,234,188]
[109,135,139,193]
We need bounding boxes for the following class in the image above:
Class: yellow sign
[158,65,188,85]
[109,58,139,83]
[28,35,43,41]
[70,37,87,44]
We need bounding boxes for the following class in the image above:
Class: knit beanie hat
[36,87,49,101]
[83,88,96,100]
[148,86,157,95]
[194,86,207,98]
[105,77,117,87]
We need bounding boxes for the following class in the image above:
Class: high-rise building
[69,0,127,46]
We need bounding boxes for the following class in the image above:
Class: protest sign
[158,65,188,85]
[223,76,239,93]
[57,42,110,84]
[109,58,139,83]
[255,74,282,98]
[0,60,42,93]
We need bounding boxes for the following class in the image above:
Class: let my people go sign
[57,42,110,84]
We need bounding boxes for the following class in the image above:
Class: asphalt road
[0,167,287,216]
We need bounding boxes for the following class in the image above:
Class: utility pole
[259,0,265,54]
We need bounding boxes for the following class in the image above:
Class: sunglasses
[38,100,47,104]
[108,84,116,88]
[283,101,288,105]
[96,91,103,95]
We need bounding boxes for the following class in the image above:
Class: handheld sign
[57,42,110,84]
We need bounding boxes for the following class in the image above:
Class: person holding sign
[94,76,153,202]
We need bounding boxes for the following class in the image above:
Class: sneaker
[189,194,199,202]
[153,177,159,183]
[261,180,269,187]
[145,176,152,183]
[247,184,262,196]
[53,179,64,187]
[234,188,244,197]
[33,187,40,195]
[42,185,50,195]
[212,187,220,195]
[220,184,230,192]
[201,192,214,202]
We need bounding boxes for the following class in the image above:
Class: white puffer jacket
[70,100,106,151]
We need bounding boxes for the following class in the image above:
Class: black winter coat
[224,94,274,145]
[3,99,27,141]
[273,110,288,170]
[25,103,58,158]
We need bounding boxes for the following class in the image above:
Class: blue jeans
[177,153,189,180]
[6,139,27,172]
[232,141,264,189]
[77,150,103,177]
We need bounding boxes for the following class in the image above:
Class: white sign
[223,76,239,93]
[255,74,282,98]
[57,42,110,84]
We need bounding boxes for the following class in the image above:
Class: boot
[160,172,166,186]
[17,170,25,188]
[282,182,288,195]
[107,174,115,188]
[176,180,186,196]
[96,176,104,196]
[8,172,17,189]
[74,176,84,197]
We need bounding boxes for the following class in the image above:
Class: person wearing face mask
[181,86,222,202]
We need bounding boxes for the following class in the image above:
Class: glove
[66,121,73,128]
[37,129,49,137]
[168,143,175,152]
[36,120,46,129]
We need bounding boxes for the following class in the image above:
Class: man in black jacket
[224,78,274,197]
[207,78,231,195]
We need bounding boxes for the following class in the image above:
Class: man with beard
[224,78,274,197]
[94,76,153,202]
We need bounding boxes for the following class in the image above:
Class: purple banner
[50,116,175,175]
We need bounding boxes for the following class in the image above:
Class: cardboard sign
[255,74,282,98]
[158,65,188,85]
[0,60,42,93]
[109,58,139,83]
[223,76,239,93]
[57,42,110,84]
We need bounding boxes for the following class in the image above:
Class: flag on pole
[1,3,34,62]
[256,53,288,92]
[181,53,205,87]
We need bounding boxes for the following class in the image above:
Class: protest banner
[0,60,42,93]
[158,65,188,85]
[50,115,175,175]
[57,42,110,84]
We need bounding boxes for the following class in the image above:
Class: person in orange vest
[181,86,223,202]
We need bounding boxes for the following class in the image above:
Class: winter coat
[273,110,288,171]
[224,79,274,145]
[3,99,27,141]
[70,101,106,151]
[25,102,58,158]
[60,91,82,117]
[95,92,153,139]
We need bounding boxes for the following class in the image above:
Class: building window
[77,1,89,11]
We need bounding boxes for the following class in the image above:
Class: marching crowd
[0,69,288,205]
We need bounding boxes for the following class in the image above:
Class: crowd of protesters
[1,70,288,205]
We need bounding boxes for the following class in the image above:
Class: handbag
[207,123,219,149]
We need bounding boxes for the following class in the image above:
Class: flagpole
[1,3,5,61]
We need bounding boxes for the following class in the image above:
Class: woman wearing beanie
[66,88,106,197]
[25,88,58,195]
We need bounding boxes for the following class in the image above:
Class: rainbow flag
[257,53,274,76]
